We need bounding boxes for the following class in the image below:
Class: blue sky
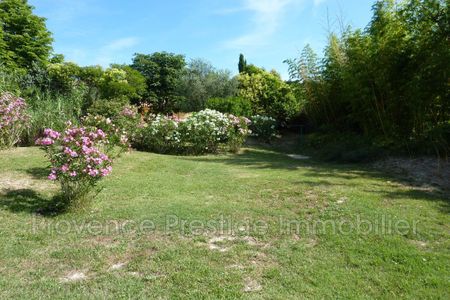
[29,0,375,78]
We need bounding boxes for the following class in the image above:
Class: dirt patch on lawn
[243,277,262,292]
[0,171,56,194]
[60,271,87,283]
[206,235,268,252]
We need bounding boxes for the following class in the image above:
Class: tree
[108,64,147,103]
[238,54,247,73]
[131,52,186,113]
[78,65,104,105]
[238,66,299,122]
[176,58,238,112]
[0,25,9,65]
[47,62,81,93]
[0,0,53,69]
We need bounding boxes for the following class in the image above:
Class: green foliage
[285,0,450,155]
[0,0,53,69]
[0,25,7,64]
[102,65,147,103]
[206,96,252,116]
[238,67,300,123]
[176,59,238,112]
[238,53,247,73]
[78,65,104,106]
[47,62,81,93]
[23,88,86,145]
[87,97,129,119]
[0,66,87,146]
[132,52,186,113]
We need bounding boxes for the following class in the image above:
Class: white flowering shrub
[250,115,277,142]
[137,109,251,155]
[138,115,182,153]
[181,109,230,153]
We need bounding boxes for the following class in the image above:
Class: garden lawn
[0,146,449,299]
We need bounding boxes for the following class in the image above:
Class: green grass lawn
[0,145,449,299]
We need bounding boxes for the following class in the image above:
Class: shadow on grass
[186,148,379,176]
[376,188,450,214]
[181,147,450,213]
[25,167,50,180]
[0,189,67,216]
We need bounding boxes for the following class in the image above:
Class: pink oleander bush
[82,105,142,156]
[36,122,113,210]
[82,114,129,157]
[0,92,30,149]
[226,115,252,153]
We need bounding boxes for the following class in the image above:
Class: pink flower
[61,164,69,172]
[48,169,57,181]
[43,128,60,139]
[36,137,54,146]
[63,136,73,143]
[100,166,112,177]
[69,171,77,177]
[88,169,99,177]
[96,129,106,139]
[120,107,136,117]
[64,147,78,157]
[81,136,91,146]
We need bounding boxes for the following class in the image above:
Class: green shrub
[22,88,86,145]
[249,115,277,142]
[87,97,129,119]
[206,97,252,116]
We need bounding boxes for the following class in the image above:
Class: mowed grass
[0,146,449,299]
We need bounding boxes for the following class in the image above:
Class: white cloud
[103,37,139,51]
[222,0,299,49]
[94,37,140,67]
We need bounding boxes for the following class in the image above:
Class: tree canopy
[131,52,186,113]
[0,0,53,69]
